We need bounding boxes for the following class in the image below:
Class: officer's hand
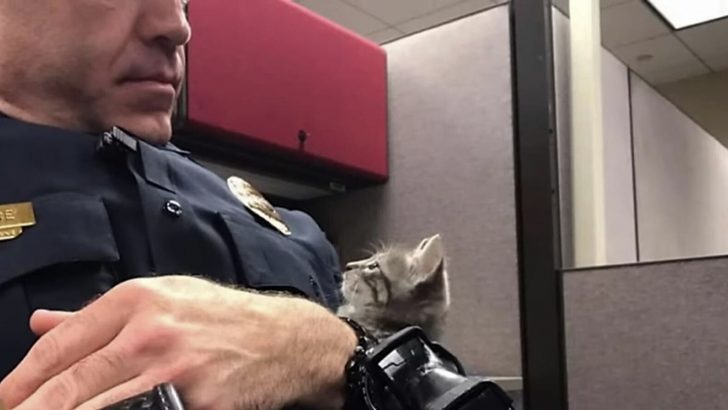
[0,275,357,410]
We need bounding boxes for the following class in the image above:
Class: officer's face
[0,0,190,144]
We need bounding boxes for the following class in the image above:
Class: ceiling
[291,0,506,44]
[294,0,728,86]
[553,0,728,85]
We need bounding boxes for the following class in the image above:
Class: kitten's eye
[367,262,380,270]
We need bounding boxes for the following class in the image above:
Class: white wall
[657,69,728,149]
[553,6,728,266]
[632,73,728,261]
[553,9,637,267]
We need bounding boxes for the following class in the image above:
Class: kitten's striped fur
[337,234,450,340]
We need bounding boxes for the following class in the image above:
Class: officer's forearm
[290,299,358,409]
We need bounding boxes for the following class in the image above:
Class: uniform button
[163,200,183,217]
[308,276,321,297]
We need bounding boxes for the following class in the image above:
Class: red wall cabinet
[176,0,388,186]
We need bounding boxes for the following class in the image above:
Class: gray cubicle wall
[564,257,728,410]
[304,4,521,377]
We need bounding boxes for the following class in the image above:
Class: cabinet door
[186,0,388,181]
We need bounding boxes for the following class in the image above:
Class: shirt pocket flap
[0,192,120,287]
[220,213,319,300]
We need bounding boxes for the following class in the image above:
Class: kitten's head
[340,234,450,338]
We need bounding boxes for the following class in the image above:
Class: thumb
[29,309,75,336]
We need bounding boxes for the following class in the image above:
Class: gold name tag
[0,202,36,241]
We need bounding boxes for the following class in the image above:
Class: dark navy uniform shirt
[0,116,343,378]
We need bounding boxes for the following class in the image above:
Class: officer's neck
[0,101,101,136]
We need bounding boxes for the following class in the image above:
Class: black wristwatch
[103,384,185,410]
[340,317,380,410]
[339,320,515,410]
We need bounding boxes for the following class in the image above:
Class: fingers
[0,295,132,407]
[29,310,75,336]
[12,339,141,410]
[75,376,160,410]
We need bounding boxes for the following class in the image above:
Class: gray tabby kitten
[337,234,451,340]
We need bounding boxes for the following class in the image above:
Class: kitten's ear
[411,234,445,284]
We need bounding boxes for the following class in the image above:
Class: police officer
[0,0,359,409]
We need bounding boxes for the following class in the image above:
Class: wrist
[291,302,357,410]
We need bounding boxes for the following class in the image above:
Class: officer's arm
[286,299,359,409]
[272,209,358,407]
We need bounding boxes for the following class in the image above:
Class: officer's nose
[139,0,192,52]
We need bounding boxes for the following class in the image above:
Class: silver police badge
[227,176,292,236]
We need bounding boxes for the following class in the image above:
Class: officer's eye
[367,262,380,271]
